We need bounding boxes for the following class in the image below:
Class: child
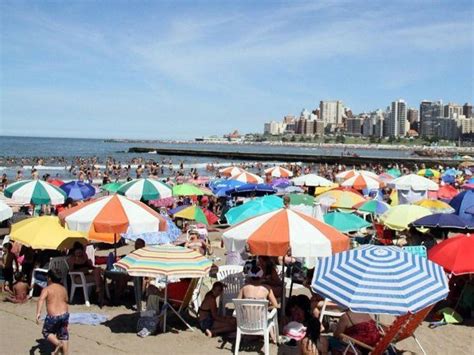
[1,242,18,292]
[4,272,29,303]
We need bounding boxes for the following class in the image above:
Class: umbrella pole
[280,262,286,329]
[114,233,117,259]
[163,276,168,332]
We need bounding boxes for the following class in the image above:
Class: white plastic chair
[216,264,243,281]
[233,299,279,355]
[29,257,69,297]
[219,273,245,315]
[69,271,95,307]
[318,298,344,323]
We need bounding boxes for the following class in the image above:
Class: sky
[1,0,473,139]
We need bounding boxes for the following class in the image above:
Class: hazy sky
[1,0,473,139]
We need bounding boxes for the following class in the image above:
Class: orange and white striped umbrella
[335,170,378,182]
[59,194,167,235]
[223,208,349,257]
[264,166,293,178]
[219,166,246,177]
[232,171,264,184]
[341,174,385,190]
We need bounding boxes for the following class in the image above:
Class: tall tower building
[388,99,408,137]
[463,103,473,118]
[319,100,344,132]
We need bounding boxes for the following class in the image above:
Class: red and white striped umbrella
[336,170,378,182]
[341,174,385,190]
[264,166,293,178]
[219,166,246,177]
[223,208,349,257]
[232,171,264,184]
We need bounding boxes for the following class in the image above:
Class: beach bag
[136,310,158,337]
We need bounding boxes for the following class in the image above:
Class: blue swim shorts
[42,313,69,341]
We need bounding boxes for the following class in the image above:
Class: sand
[0,235,472,354]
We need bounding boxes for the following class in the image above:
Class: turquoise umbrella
[323,212,371,233]
[225,195,283,225]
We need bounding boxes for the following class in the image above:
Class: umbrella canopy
[414,199,455,214]
[264,166,293,178]
[114,245,212,278]
[418,169,441,178]
[316,190,365,210]
[0,200,13,222]
[270,178,291,188]
[48,178,65,187]
[311,245,449,315]
[101,182,123,193]
[219,166,246,177]
[378,173,395,184]
[411,213,474,230]
[172,183,206,196]
[5,179,66,205]
[223,208,350,257]
[60,180,96,201]
[59,194,167,234]
[121,215,181,245]
[450,189,474,221]
[288,193,315,206]
[428,234,474,275]
[117,178,172,201]
[225,195,283,225]
[232,171,264,184]
[353,199,390,215]
[226,183,276,197]
[209,179,245,193]
[323,212,371,233]
[380,204,432,231]
[341,174,384,190]
[292,174,333,187]
[148,196,175,208]
[10,216,87,250]
[437,184,459,200]
[173,205,216,225]
[386,168,402,178]
[389,174,439,191]
[335,170,379,182]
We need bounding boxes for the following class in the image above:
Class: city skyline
[1,1,473,140]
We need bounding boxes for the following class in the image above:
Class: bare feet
[205,329,212,337]
[52,341,63,355]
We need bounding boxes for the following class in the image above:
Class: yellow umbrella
[10,216,87,250]
[380,205,432,231]
[417,169,440,178]
[389,190,398,206]
[316,189,365,209]
[414,199,455,213]
[315,183,339,196]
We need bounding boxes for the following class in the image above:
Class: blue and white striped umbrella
[311,245,449,315]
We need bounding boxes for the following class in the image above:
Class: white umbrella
[389,174,439,191]
[0,200,13,221]
[292,174,333,187]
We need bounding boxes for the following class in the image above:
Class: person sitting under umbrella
[185,230,207,256]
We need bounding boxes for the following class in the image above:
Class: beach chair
[29,257,69,297]
[216,264,244,281]
[69,270,96,307]
[219,273,246,315]
[233,299,279,355]
[318,298,344,323]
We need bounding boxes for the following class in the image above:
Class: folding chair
[29,257,69,297]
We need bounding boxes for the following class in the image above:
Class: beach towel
[41,313,108,326]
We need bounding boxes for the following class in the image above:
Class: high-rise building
[407,108,419,131]
[444,103,463,118]
[264,121,286,135]
[463,103,473,118]
[419,100,443,136]
[319,100,344,132]
[387,99,408,137]
[346,117,363,136]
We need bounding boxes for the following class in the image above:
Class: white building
[264,121,287,135]
[319,100,344,132]
[387,99,408,137]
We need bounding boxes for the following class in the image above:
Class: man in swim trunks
[36,270,70,354]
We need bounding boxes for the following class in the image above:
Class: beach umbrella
[411,213,474,230]
[101,182,123,193]
[264,166,293,178]
[386,168,402,178]
[0,200,13,221]
[443,168,461,177]
[311,245,449,315]
[288,193,315,206]
[209,179,244,193]
[418,169,441,178]
[315,184,339,195]
[380,204,432,231]
[353,199,390,215]
[270,178,291,188]
[117,178,172,201]
[292,174,333,187]
[323,212,371,233]
[60,180,96,201]
[414,199,455,214]
[10,216,87,250]
[232,171,264,184]
[428,234,474,275]
[335,170,379,182]
[115,245,212,331]
[173,205,216,225]
[378,173,395,184]
[4,179,66,205]
[315,190,365,210]
[437,184,459,201]
[187,176,211,185]
[172,183,206,196]
[121,215,181,245]
[219,166,247,177]
[450,189,474,221]
[48,178,65,187]
[389,174,439,191]
[148,196,175,208]
[225,195,283,225]
[223,208,350,258]
[226,183,276,197]
[341,174,384,190]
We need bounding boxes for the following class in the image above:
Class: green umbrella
[101,182,123,193]
[323,212,371,233]
[225,195,283,225]
[288,193,315,206]
[174,205,209,225]
[387,168,401,178]
[172,183,206,196]
[117,178,172,201]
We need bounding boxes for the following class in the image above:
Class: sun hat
[283,321,307,341]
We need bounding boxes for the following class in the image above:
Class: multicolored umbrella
[380,204,432,231]
[411,213,474,230]
[353,199,390,215]
[414,199,455,214]
[378,173,395,184]
[10,216,87,250]
[292,174,333,187]
[101,182,123,193]
[264,166,293,178]
[4,179,66,205]
[219,166,246,177]
[428,234,474,275]
[117,178,172,201]
[311,245,449,315]
[418,168,441,178]
[173,205,217,225]
[60,180,96,201]
[225,195,283,225]
[341,174,384,190]
[389,174,439,191]
[0,200,13,222]
[315,190,365,210]
[223,208,350,257]
[232,171,264,184]
[335,170,379,182]
[323,212,371,233]
[121,215,181,245]
[172,183,206,196]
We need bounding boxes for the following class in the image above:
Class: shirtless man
[4,272,29,303]
[36,270,70,355]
